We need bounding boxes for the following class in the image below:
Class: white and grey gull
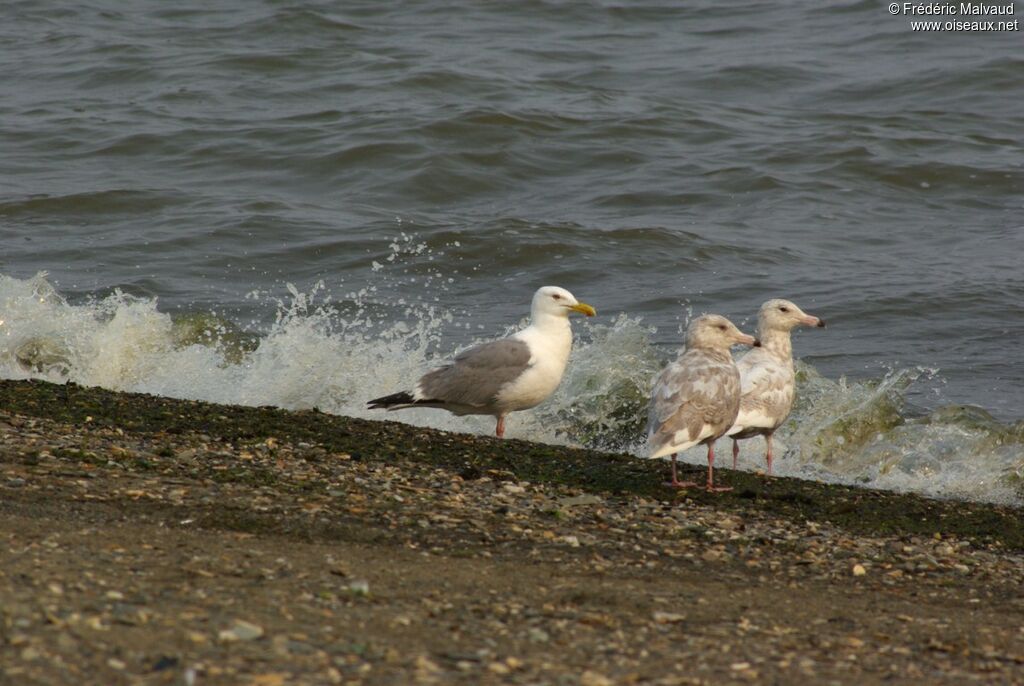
[646,314,759,492]
[368,286,596,437]
[727,298,825,475]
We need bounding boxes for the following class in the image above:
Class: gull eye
[717,324,726,331]
[779,306,789,313]
[551,294,562,300]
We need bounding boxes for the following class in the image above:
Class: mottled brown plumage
[727,299,825,475]
[647,347,741,459]
[646,314,758,491]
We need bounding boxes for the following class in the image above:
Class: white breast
[495,325,571,412]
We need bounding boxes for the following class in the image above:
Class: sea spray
[729,363,1024,504]
[540,313,662,451]
[1,269,1022,505]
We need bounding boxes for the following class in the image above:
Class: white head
[757,299,825,333]
[530,286,596,321]
[686,314,759,351]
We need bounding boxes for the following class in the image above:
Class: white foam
[1,268,1021,506]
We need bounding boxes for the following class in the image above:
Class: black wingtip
[367,391,415,409]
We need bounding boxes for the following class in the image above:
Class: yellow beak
[569,302,596,317]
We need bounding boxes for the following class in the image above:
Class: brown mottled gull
[368,286,595,437]
[646,314,759,492]
[726,299,826,475]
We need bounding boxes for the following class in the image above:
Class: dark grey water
[1,1,1022,501]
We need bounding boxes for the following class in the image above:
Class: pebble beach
[1,379,1023,685]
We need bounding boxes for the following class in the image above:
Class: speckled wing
[416,338,533,409]
[728,350,794,436]
[646,350,741,459]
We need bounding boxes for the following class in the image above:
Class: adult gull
[727,298,825,474]
[368,286,595,436]
[646,314,759,492]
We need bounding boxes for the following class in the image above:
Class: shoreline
[2,378,1023,684]
[1,379,1020,547]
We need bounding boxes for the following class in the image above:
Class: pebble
[559,494,603,507]
[527,628,550,643]
[652,611,686,624]
[488,661,510,675]
[415,655,442,683]
[218,620,264,642]
[580,670,614,686]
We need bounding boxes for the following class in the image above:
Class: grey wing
[647,356,741,448]
[417,338,532,408]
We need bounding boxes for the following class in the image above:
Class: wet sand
[1,379,1023,685]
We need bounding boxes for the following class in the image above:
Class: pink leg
[495,415,506,438]
[664,454,698,489]
[732,439,739,470]
[705,442,732,492]
[765,433,773,476]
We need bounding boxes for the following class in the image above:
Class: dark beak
[752,338,762,347]
[816,319,826,328]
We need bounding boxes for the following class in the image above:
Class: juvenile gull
[727,299,825,475]
[646,314,759,492]
[368,286,595,437]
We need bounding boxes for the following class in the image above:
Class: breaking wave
[1,258,1022,506]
